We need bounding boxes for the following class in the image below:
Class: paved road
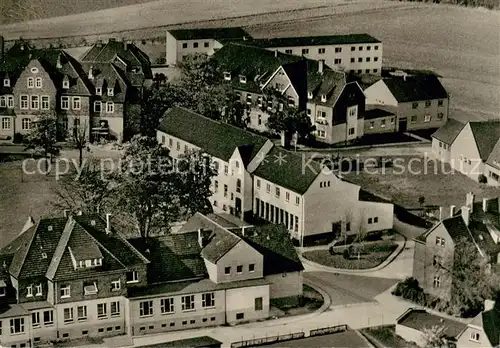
[304,272,398,307]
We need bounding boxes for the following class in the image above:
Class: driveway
[304,272,398,307]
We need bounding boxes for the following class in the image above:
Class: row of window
[62,302,120,323]
[256,180,300,205]
[438,141,449,151]
[255,198,299,233]
[181,41,210,49]
[224,263,255,275]
[59,272,137,299]
[367,217,379,224]
[350,68,379,74]
[27,77,43,89]
[139,292,216,317]
[412,100,445,109]
[94,100,115,113]
[488,170,499,182]
[409,113,443,124]
[286,44,380,55]
[19,95,50,110]
[0,95,14,108]
[369,118,395,129]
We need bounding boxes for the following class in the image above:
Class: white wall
[225,285,269,323]
[364,80,398,106]
[265,271,303,299]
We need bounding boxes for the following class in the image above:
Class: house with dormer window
[0,213,149,346]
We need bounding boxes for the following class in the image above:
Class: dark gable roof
[212,43,305,94]
[307,70,347,106]
[486,139,500,169]
[415,216,470,243]
[431,119,465,144]
[81,62,130,103]
[383,75,448,103]
[468,121,500,161]
[245,33,381,48]
[168,27,250,41]
[1,215,148,281]
[158,106,268,163]
[364,107,396,120]
[253,146,323,195]
[128,233,206,283]
[236,224,303,275]
[397,309,466,338]
[81,39,152,82]
[482,306,500,346]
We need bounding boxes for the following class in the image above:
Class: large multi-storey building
[364,74,449,133]
[243,34,382,75]
[0,212,303,346]
[165,27,251,66]
[157,106,394,244]
[0,38,151,142]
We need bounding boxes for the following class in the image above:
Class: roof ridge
[92,41,110,62]
[172,106,268,141]
[11,220,41,278]
[45,217,75,280]
[63,51,92,95]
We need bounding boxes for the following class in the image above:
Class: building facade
[244,34,382,75]
[157,106,394,244]
[364,74,449,133]
[165,28,250,66]
[455,299,500,348]
[413,194,500,301]
[431,119,465,164]
[0,211,304,346]
[0,39,151,143]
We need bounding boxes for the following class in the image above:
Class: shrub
[343,249,350,259]
[478,174,487,184]
[13,133,23,143]
[329,246,335,255]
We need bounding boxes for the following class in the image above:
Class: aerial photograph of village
[0,0,498,347]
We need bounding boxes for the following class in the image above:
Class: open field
[344,155,500,209]
[247,4,500,122]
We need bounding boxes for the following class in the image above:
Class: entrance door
[398,118,408,132]
[235,198,242,217]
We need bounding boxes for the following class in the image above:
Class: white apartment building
[244,33,383,75]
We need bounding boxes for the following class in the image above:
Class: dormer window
[107,88,114,96]
[223,72,231,81]
[83,281,98,295]
[239,75,247,84]
[3,79,10,87]
[96,87,102,95]
[321,94,327,102]
[307,91,313,99]
[63,80,69,89]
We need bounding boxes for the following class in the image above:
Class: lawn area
[270,284,324,317]
[361,326,419,348]
[302,242,398,270]
[345,155,500,209]
[0,160,60,248]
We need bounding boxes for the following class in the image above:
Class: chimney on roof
[318,59,324,74]
[88,66,94,80]
[274,49,278,58]
[466,192,475,212]
[483,198,488,213]
[461,206,471,226]
[56,55,62,69]
[105,213,112,234]
[450,205,456,218]
[63,209,69,218]
[439,206,443,221]
[198,228,205,248]
[96,39,103,47]
[403,75,406,82]
[280,130,291,149]
[484,299,495,311]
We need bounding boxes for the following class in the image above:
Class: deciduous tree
[24,114,63,173]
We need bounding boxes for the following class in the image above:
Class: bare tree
[421,325,453,348]
[72,118,88,167]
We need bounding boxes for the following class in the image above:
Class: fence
[230,331,305,348]
[309,324,348,337]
